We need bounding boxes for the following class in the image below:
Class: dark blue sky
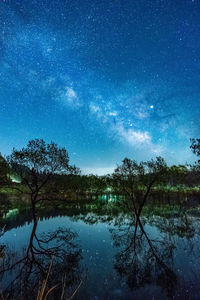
[0,0,199,174]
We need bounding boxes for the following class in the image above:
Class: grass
[0,260,83,300]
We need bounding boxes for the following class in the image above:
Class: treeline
[36,164,200,196]
[0,138,200,203]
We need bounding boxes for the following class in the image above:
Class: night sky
[0,0,199,174]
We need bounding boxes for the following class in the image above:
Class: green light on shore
[101,195,107,200]
[10,174,21,183]
[101,194,118,202]
[3,208,19,219]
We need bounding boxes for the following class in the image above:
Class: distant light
[3,208,19,219]
[150,105,154,109]
[10,175,21,183]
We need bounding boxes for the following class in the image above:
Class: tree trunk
[31,194,37,223]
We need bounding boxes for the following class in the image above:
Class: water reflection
[1,202,200,299]
[0,216,83,300]
[110,209,200,299]
[110,213,177,298]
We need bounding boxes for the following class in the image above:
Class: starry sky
[0,0,199,174]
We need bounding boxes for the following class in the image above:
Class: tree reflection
[110,212,177,298]
[0,216,83,300]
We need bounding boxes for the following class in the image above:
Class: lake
[1,201,200,299]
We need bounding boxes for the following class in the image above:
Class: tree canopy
[7,139,79,208]
[190,138,200,163]
[112,156,167,214]
[0,154,9,186]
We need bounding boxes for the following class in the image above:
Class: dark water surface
[1,202,200,299]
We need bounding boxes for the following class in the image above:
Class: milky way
[0,0,199,174]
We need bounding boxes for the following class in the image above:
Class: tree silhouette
[112,156,167,216]
[7,139,79,219]
[0,154,9,187]
[190,138,200,163]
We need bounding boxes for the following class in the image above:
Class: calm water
[1,203,200,299]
